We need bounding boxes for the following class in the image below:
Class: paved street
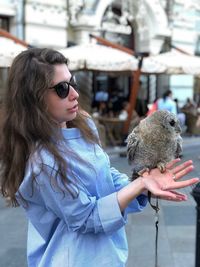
[0,136,200,267]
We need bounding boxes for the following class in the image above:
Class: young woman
[0,48,198,267]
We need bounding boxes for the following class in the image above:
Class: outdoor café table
[96,116,125,146]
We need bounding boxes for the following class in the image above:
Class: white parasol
[142,49,200,76]
[0,37,27,67]
[59,43,138,72]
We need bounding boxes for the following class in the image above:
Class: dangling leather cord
[148,191,160,267]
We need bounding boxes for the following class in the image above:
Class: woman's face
[45,64,79,128]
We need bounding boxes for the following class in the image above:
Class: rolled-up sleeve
[110,167,148,213]
[97,192,126,234]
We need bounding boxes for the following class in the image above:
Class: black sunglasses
[50,75,78,99]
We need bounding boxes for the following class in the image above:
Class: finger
[169,190,188,198]
[155,189,187,201]
[172,160,193,175]
[159,191,187,201]
[168,192,187,201]
[151,190,187,200]
[167,178,199,190]
[166,158,181,169]
[161,197,187,202]
[173,165,194,180]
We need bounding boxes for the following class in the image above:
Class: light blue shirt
[16,119,147,267]
[157,97,177,115]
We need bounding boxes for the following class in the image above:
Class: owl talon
[138,168,150,177]
[157,163,166,173]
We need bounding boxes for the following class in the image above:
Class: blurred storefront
[66,0,170,111]
[0,0,200,108]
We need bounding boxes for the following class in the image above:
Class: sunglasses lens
[55,83,69,99]
[51,76,78,99]
[70,76,78,90]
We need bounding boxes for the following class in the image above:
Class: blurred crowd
[149,90,200,136]
[91,87,200,147]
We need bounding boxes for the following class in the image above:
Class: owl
[127,110,182,180]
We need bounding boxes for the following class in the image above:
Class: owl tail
[131,172,140,181]
[131,166,148,181]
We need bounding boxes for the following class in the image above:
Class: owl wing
[126,126,140,165]
[175,135,183,158]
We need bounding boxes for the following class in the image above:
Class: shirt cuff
[137,194,148,208]
[97,192,126,234]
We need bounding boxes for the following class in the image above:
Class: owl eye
[169,119,175,126]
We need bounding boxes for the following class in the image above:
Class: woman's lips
[68,104,78,113]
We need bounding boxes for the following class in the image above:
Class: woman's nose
[69,86,79,100]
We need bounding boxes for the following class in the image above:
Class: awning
[0,36,27,67]
[59,43,138,72]
[0,55,13,67]
[142,49,200,75]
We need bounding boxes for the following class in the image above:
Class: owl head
[148,110,182,134]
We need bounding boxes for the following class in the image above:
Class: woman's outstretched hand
[117,159,199,212]
[141,159,199,201]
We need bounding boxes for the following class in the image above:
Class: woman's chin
[66,112,78,122]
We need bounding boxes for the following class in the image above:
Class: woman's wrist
[117,177,146,211]
[133,176,147,193]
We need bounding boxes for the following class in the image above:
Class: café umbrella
[0,36,27,67]
[59,43,138,72]
[142,49,200,76]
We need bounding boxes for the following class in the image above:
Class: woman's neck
[60,122,67,128]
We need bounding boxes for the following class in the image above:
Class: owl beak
[175,124,182,133]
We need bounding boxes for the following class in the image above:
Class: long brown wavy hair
[0,48,99,207]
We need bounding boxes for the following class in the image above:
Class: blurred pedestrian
[0,48,199,267]
[174,98,187,132]
[157,89,177,114]
[183,97,197,110]
[182,97,197,116]
[147,98,158,116]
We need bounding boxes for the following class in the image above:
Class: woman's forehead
[53,64,71,82]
